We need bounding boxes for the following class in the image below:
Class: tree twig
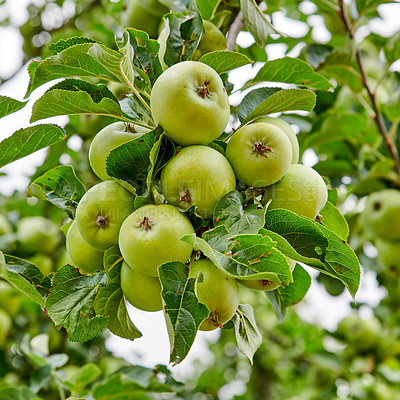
[338,0,400,174]
[226,12,244,51]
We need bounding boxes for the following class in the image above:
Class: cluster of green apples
[362,189,400,274]
[66,61,328,331]
[0,214,60,275]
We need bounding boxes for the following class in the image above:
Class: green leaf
[67,363,102,395]
[233,304,262,364]
[120,28,163,87]
[240,0,283,47]
[199,51,253,74]
[0,253,47,307]
[25,43,124,97]
[213,190,266,235]
[48,37,97,55]
[28,165,86,219]
[30,365,52,393]
[158,261,210,365]
[0,95,28,118]
[265,263,311,322]
[45,265,109,342]
[264,209,360,298]
[30,79,125,123]
[182,229,293,286]
[318,201,349,241]
[163,8,203,67]
[0,124,66,169]
[94,247,142,340]
[196,0,220,19]
[106,127,164,195]
[238,87,316,125]
[384,31,400,66]
[0,386,42,400]
[321,64,363,92]
[247,57,333,90]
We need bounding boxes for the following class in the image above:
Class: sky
[0,0,398,376]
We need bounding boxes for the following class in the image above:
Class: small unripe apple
[375,238,400,273]
[76,180,134,251]
[150,61,230,146]
[226,122,292,187]
[192,21,226,60]
[17,216,60,255]
[120,261,163,311]
[160,145,236,218]
[190,259,240,331]
[122,0,168,38]
[362,189,400,241]
[0,308,11,345]
[262,164,328,219]
[89,122,150,181]
[119,204,195,277]
[237,257,296,291]
[257,117,299,164]
[66,221,104,273]
[0,215,12,235]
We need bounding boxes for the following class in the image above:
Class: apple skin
[28,253,54,275]
[257,117,299,164]
[362,189,400,241]
[192,21,226,60]
[119,204,195,277]
[122,0,168,38]
[160,145,236,219]
[17,217,60,255]
[120,261,163,311]
[66,221,104,274]
[226,122,292,187]
[89,122,150,181]
[76,180,134,251]
[190,259,239,331]
[0,215,12,235]
[262,164,328,219]
[150,61,230,146]
[0,308,11,345]
[238,257,296,291]
[375,238,400,273]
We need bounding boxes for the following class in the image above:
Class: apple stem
[124,123,139,133]
[253,141,273,157]
[197,80,211,98]
[136,216,153,231]
[262,280,273,288]
[96,215,109,228]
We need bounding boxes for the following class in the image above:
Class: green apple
[159,21,226,69]
[362,189,400,241]
[17,216,60,254]
[375,238,400,273]
[0,215,12,235]
[89,122,150,181]
[150,61,230,146]
[76,180,134,251]
[226,122,292,187]
[28,253,54,275]
[119,204,195,277]
[237,257,296,291]
[122,0,168,38]
[190,259,239,331]
[192,21,226,60]
[257,117,299,164]
[262,164,328,219]
[66,221,104,273]
[120,261,162,311]
[160,145,236,219]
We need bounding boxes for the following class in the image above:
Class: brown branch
[338,0,400,174]
[226,12,244,51]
